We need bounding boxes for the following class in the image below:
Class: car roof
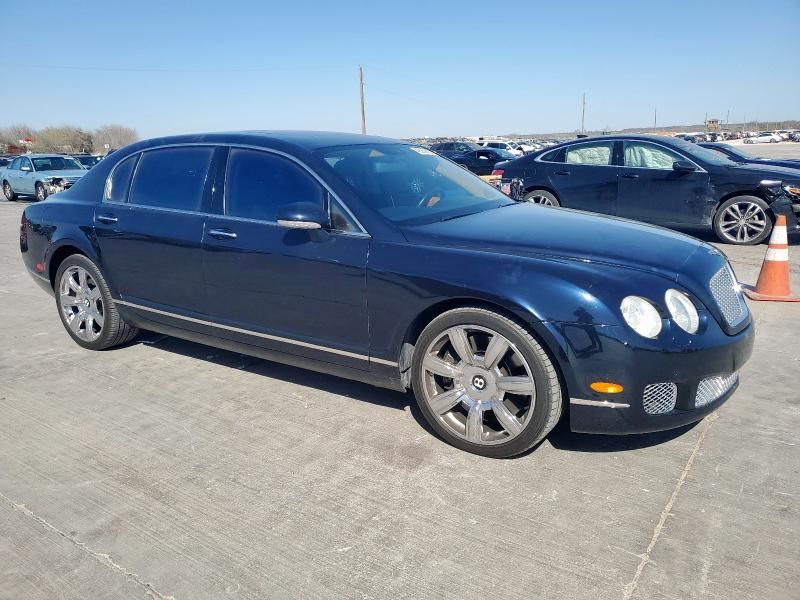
[130,130,402,153]
[20,154,79,159]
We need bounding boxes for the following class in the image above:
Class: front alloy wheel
[714,196,772,245]
[412,308,562,457]
[35,182,47,201]
[3,181,15,201]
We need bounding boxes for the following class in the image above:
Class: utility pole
[653,107,657,132]
[359,65,367,135]
[726,108,730,126]
[581,93,586,133]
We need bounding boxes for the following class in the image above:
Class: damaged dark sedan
[494,135,800,245]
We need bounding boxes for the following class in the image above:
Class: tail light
[491,169,504,177]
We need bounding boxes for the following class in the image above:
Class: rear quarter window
[539,148,564,162]
[104,154,139,203]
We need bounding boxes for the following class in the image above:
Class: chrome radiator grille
[643,382,677,415]
[709,266,746,326]
[695,372,739,408]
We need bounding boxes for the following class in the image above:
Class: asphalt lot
[725,139,800,159]
[0,198,798,599]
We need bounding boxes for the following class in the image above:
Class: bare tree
[33,126,93,153]
[92,124,138,154]
[0,123,36,151]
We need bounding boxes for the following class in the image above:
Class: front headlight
[665,289,699,333]
[783,184,800,197]
[620,296,662,338]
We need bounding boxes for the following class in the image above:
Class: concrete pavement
[0,201,797,599]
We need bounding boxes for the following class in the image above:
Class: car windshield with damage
[319,144,513,225]
[32,156,84,171]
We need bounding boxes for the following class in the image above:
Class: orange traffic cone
[743,214,800,302]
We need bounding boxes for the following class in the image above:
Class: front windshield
[494,149,517,160]
[720,144,754,160]
[670,138,736,166]
[32,156,84,171]
[319,144,513,225]
[76,156,100,167]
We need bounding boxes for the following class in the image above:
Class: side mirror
[276,202,328,230]
[673,160,697,172]
[20,165,31,172]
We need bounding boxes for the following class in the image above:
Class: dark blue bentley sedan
[20,131,754,457]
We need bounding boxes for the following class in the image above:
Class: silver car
[1,154,87,201]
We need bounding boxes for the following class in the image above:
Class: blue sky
[5,0,799,138]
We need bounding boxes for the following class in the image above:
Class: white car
[744,132,782,144]
[477,140,525,157]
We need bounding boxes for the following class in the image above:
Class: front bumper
[43,179,78,195]
[564,321,755,434]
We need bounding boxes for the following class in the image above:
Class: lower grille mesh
[695,372,739,408]
[643,382,677,415]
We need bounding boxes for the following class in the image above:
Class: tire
[523,189,561,207]
[744,139,752,144]
[411,307,563,458]
[35,182,47,201]
[713,195,773,245]
[3,181,16,201]
[55,254,139,350]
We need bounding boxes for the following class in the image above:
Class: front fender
[366,241,681,371]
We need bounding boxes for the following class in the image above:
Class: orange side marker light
[590,382,624,394]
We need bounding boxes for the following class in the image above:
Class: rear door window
[565,142,614,165]
[225,148,325,222]
[129,146,213,211]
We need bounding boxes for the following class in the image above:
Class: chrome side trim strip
[115,299,399,367]
[570,398,630,409]
[370,357,399,367]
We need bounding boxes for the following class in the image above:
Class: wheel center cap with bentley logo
[472,375,487,391]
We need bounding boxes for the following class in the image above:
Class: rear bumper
[566,322,755,434]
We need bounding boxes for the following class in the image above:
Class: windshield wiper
[439,211,482,222]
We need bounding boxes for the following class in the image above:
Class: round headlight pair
[664,289,699,334]
[620,290,699,338]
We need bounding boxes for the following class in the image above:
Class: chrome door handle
[554,170,571,176]
[621,173,640,179]
[208,228,237,240]
[97,214,118,224]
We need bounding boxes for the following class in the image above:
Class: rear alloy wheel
[3,181,15,201]
[523,189,560,207]
[412,308,562,458]
[55,255,139,350]
[713,196,772,245]
[35,182,47,201]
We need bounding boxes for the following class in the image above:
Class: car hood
[39,169,87,179]
[403,203,709,280]
[748,158,800,171]
[725,162,800,182]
